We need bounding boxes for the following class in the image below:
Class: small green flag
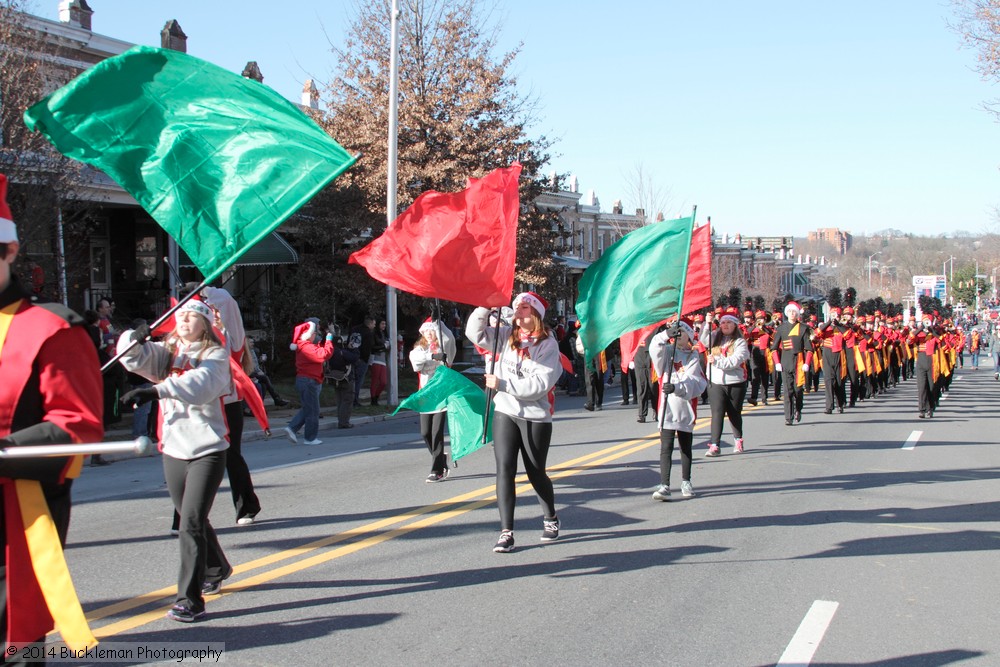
[576,215,696,363]
[393,366,493,461]
[24,45,356,283]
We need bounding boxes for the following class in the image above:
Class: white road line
[902,431,923,450]
[776,600,840,666]
[257,447,379,473]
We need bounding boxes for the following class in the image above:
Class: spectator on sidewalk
[285,318,334,446]
[369,319,389,405]
[349,317,375,407]
[247,337,288,407]
[325,331,360,429]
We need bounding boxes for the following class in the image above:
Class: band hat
[512,291,548,320]
[755,309,766,319]
[0,174,16,243]
[830,307,842,316]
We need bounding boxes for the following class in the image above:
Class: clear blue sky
[29,0,1000,239]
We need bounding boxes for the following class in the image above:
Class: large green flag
[575,215,696,363]
[24,46,356,283]
[393,366,493,461]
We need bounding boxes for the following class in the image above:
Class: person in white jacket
[466,292,562,553]
[649,319,708,500]
[699,308,751,456]
[118,298,232,623]
[409,318,457,482]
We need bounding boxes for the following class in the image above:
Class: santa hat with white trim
[512,291,548,319]
[0,174,17,243]
[289,318,319,351]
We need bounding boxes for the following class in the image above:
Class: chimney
[302,79,320,109]
[59,0,93,30]
[161,20,188,53]
[242,62,264,83]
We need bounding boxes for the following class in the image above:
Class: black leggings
[493,412,556,531]
[708,381,747,443]
[420,412,447,472]
[659,429,693,485]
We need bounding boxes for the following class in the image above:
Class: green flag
[393,366,493,461]
[575,215,695,363]
[24,46,356,283]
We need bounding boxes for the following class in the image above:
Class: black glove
[121,387,158,407]
[431,352,446,361]
[662,382,675,394]
[665,324,682,339]
[131,324,151,345]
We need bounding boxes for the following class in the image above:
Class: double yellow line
[88,413,717,637]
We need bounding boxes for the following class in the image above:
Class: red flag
[617,223,713,371]
[348,163,521,307]
[683,222,713,315]
[559,352,574,374]
[231,358,269,432]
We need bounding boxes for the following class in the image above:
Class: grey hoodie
[466,307,561,423]
[117,332,231,460]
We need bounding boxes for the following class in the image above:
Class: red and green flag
[23,45,356,284]
[577,215,712,364]
[393,366,494,461]
[349,163,521,307]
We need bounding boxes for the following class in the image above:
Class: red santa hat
[177,295,213,322]
[720,307,740,325]
[289,319,318,351]
[512,291,548,319]
[676,317,696,339]
[419,317,439,337]
[0,174,16,243]
[784,301,802,318]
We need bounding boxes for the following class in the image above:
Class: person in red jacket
[283,318,334,446]
[0,174,104,653]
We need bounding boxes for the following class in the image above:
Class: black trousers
[659,429,693,485]
[492,412,556,531]
[621,368,637,403]
[634,362,657,420]
[163,451,230,611]
[224,402,261,521]
[780,366,804,422]
[822,350,846,411]
[708,382,747,443]
[915,360,936,414]
[585,365,605,408]
[420,411,447,472]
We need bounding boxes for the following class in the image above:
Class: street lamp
[867,251,881,289]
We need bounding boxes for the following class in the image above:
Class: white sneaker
[236,516,255,526]
[651,484,671,501]
[304,439,323,446]
[681,480,695,497]
[734,438,744,454]
[283,426,298,444]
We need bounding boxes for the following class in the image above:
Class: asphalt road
[60,367,1000,666]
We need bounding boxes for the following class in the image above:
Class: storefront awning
[178,231,299,268]
[553,254,592,271]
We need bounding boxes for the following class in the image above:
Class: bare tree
[618,162,675,234]
[0,0,96,304]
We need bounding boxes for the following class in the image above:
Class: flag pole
[659,206,699,385]
[482,315,502,444]
[385,0,401,407]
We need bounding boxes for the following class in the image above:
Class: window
[135,223,160,281]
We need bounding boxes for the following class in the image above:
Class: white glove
[801,363,810,373]
[775,363,782,372]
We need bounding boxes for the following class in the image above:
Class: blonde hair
[161,314,223,375]
[507,307,550,350]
